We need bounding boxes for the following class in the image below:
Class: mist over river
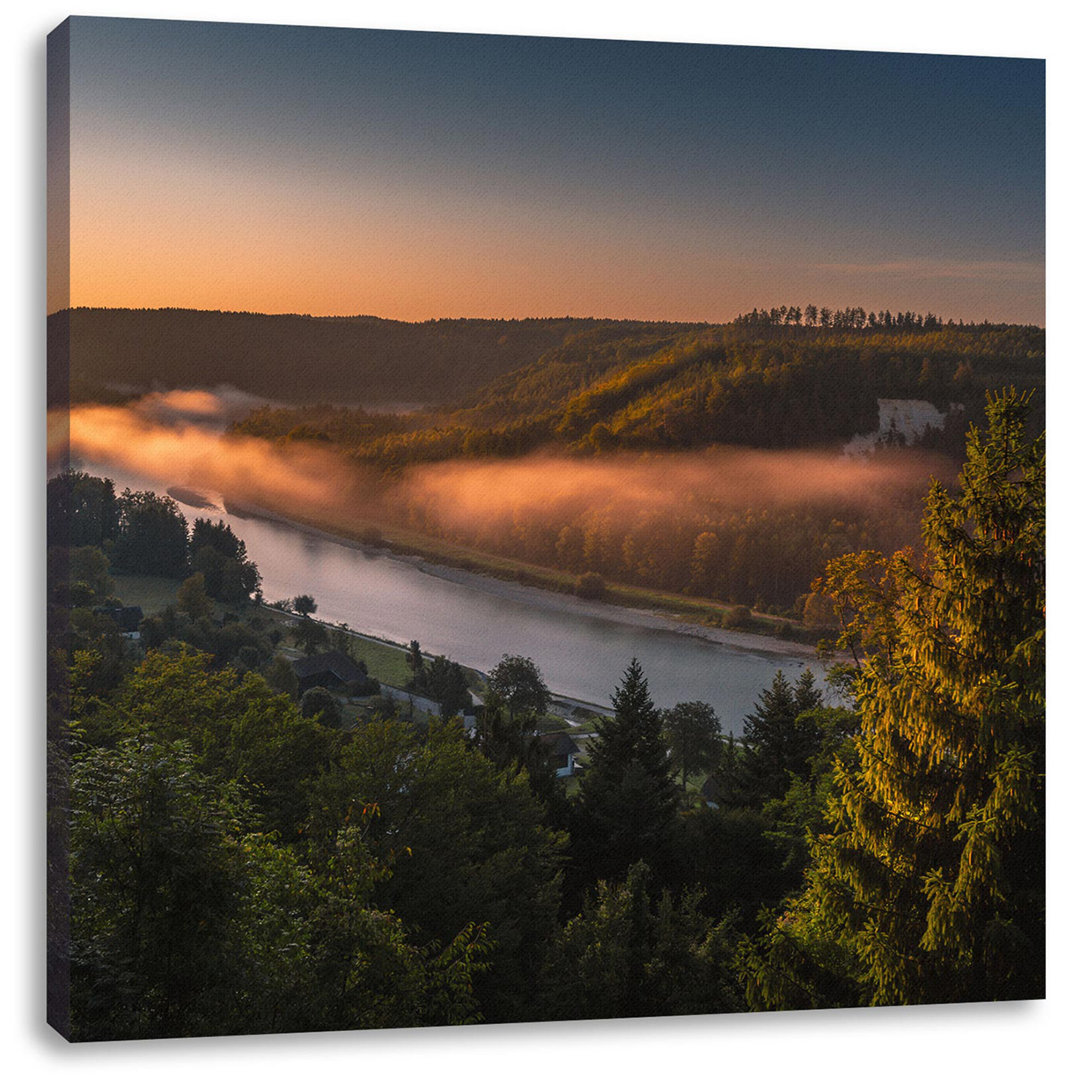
[79,460,822,732]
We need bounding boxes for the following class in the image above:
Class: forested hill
[48,307,705,407]
[234,320,1045,467]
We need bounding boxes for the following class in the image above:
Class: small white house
[538,731,581,778]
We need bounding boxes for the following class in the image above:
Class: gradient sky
[49,16,1045,323]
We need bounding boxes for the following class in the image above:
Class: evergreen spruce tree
[742,389,1044,1008]
[574,659,680,888]
[741,669,823,806]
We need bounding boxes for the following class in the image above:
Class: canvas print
[46,16,1045,1041]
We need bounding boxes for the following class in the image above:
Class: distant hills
[50,306,1045,613]
[232,318,1045,465]
[47,307,707,409]
[51,307,1044,463]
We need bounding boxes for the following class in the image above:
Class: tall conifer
[575,659,680,887]
[743,390,1044,1007]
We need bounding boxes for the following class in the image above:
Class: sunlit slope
[234,321,1044,467]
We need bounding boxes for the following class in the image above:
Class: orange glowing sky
[50,18,1045,323]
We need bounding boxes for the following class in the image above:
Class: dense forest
[53,308,1042,615]
[47,391,1045,1038]
[233,316,1043,461]
[49,307,1043,432]
[220,314,1043,614]
[47,307,704,408]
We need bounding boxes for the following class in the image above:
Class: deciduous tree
[661,700,723,791]
[113,489,189,578]
[487,654,550,722]
[300,686,343,728]
[176,572,213,620]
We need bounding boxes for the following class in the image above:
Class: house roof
[701,776,722,802]
[537,731,581,758]
[291,649,366,684]
[95,605,144,632]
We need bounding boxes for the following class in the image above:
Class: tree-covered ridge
[223,319,1043,615]
[50,306,706,407]
[234,319,1043,467]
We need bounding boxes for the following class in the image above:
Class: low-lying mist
[49,395,370,521]
[51,390,953,606]
[403,446,948,532]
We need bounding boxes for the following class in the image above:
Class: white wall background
[8,3,1075,1078]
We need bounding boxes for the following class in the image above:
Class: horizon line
[46,304,1045,329]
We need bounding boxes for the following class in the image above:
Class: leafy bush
[300,686,343,728]
[721,605,752,630]
[575,572,605,600]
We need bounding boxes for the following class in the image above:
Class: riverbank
[234,499,820,662]
[91,461,823,722]
[262,604,614,722]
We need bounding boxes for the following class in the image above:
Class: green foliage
[742,390,1045,1007]
[759,706,860,874]
[307,719,567,1023]
[472,702,562,811]
[410,654,471,718]
[69,736,254,1040]
[176,572,213,620]
[670,805,803,927]
[113,489,190,578]
[574,659,680,889]
[67,546,117,607]
[300,685,344,728]
[540,862,744,1020]
[292,593,317,617]
[189,518,260,603]
[47,470,118,549]
[291,616,329,655]
[136,604,273,672]
[661,700,723,791]
[68,735,491,1039]
[739,669,824,807]
[82,648,337,834]
[62,609,125,676]
[487,653,551,719]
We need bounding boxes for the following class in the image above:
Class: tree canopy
[661,700,723,792]
[742,389,1045,1008]
[487,654,551,720]
[113,490,189,578]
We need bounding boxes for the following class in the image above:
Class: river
[78,460,822,733]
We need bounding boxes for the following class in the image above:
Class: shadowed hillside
[48,307,707,408]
